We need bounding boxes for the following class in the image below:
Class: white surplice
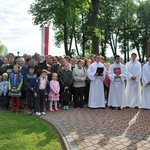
[87,61,106,108]
[108,63,126,107]
[142,62,150,109]
[125,60,142,107]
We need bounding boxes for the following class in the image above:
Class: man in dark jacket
[18,57,28,108]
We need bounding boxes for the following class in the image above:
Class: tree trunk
[82,33,86,57]
[136,44,141,62]
[91,0,99,54]
[63,22,69,56]
[74,32,79,56]
[68,25,74,53]
[124,20,127,63]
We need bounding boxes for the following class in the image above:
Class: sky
[0,0,65,56]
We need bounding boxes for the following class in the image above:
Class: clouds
[0,0,65,56]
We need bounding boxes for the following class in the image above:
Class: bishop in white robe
[142,59,150,109]
[108,55,126,109]
[125,53,142,107]
[87,55,106,108]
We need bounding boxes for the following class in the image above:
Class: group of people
[0,52,150,116]
[88,53,150,110]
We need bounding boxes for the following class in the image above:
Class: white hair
[18,57,25,62]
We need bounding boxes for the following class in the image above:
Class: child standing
[0,75,3,108]
[0,73,9,110]
[8,65,23,112]
[24,66,38,115]
[34,69,50,116]
[48,73,60,112]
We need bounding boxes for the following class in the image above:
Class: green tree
[99,0,137,60]
[29,0,91,57]
[0,41,8,56]
[136,0,150,62]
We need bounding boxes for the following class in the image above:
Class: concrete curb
[39,115,70,150]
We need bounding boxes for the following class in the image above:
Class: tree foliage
[29,0,150,61]
[0,41,8,56]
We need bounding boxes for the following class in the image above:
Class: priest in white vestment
[108,55,126,110]
[125,53,142,108]
[87,55,106,108]
[142,55,150,109]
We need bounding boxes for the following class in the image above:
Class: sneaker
[55,108,59,111]
[63,106,66,110]
[50,109,54,112]
[41,112,46,115]
[28,110,32,115]
[66,105,69,110]
[36,112,41,116]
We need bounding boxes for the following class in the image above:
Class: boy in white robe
[142,55,150,109]
[108,55,126,110]
[87,54,106,108]
[125,53,142,108]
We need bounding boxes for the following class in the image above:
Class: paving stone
[30,106,150,150]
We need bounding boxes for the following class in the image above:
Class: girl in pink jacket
[48,73,60,112]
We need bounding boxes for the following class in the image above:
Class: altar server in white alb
[142,55,150,109]
[125,53,142,108]
[108,55,126,110]
[87,54,106,108]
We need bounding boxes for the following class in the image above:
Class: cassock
[125,60,142,107]
[142,62,150,109]
[108,63,126,107]
[87,61,105,108]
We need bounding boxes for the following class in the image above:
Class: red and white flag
[41,27,49,55]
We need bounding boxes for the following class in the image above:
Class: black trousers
[35,90,44,112]
[0,94,9,110]
[104,84,109,105]
[26,90,35,110]
[84,81,90,104]
[74,87,85,108]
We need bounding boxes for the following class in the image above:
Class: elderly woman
[72,60,87,108]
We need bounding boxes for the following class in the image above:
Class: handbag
[61,89,71,102]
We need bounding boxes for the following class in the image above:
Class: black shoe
[79,106,83,108]
[20,106,24,109]
[117,107,121,110]
[74,106,78,108]
[111,106,116,110]
[100,107,105,109]
[126,106,130,108]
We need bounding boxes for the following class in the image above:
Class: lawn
[0,110,62,150]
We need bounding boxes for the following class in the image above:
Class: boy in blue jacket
[0,73,9,110]
[34,69,50,116]
[24,66,38,115]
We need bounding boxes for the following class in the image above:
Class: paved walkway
[38,106,150,150]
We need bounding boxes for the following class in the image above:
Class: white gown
[142,62,150,109]
[87,61,106,108]
[108,63,126,107]
[125,60,142,107]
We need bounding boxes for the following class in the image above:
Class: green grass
[0,110,62,150]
